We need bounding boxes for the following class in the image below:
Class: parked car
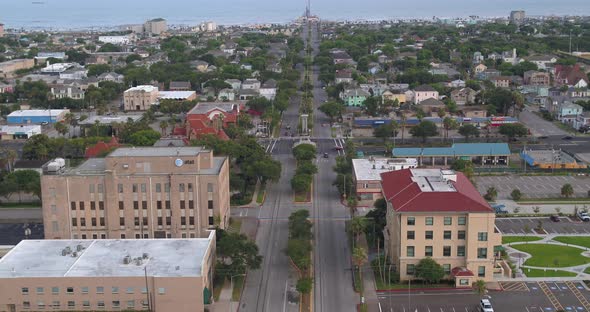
[550,215,560,222]
[562,136,573,140]
[479,299,494,312]
[323,153,329,158]
[578,211,590,222]
[491,204,508,214]
[538,135,548,139]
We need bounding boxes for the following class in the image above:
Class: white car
[579,211,590,222]
[479,299,494,312]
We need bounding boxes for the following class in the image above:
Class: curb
[376,287,472,293]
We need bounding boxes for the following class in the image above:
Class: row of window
[407,216,467,226]
[116,182,215,193]
[406,246,488,258]
[22,286,165,295]
[406,264,486,278]
[407,230,488,241]
[70,201,104,211]
[72,200,214,211]
[22,299,149,310]
[72,216,213,227]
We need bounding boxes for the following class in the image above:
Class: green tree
[293,144,317,161]
[458,124,480,142]
[373,122,398,143]
[159,120,168,135]
[511,189,522,200]
[474,279,487,297]
[415,257,445,284]
[296,277,313,294]
[498,123,528,141]
[87,64,111,77]
[216,230,263,278]
[291,174,312,193]
[98,43,122,52]
[54,122,68,137]
[289,209,313,240]
[349,217,366,243]
[287,239,312,270]
[295,161,318,176]
[561,183,574,198]
[485,186,498,201]
[352,247,368,279]
[318,101,345,122]
[127,129,161,146]
[409,120,438,143]
[442,117,458,141]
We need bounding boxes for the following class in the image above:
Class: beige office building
[144,18,167,35]
[381,169,501,286]
[41,147,230,240]
[0,233,216,312]
[0,59,35,79]
[123,85,159,111]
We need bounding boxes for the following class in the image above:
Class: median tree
[561,183,574,198]
[498,123,528,141]
[318,101,345,123]
[511,189,522,201]
[415,257,445,284]
[409,120,438,143]
[293,143,317,161]
[458,124,480,142]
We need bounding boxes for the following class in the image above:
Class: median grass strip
[256,183,266,204]
[523,268,577,277]
[231,275,245,301]
[511,244,590,267]
[502,236,543,244]
[553,236,590,249]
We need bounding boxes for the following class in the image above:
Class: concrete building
[40,146,230,240]
[0,23,4,37]
[521,148,586,169]
[50,86,85,100]
[0,125,42,140]
[200,21,217,32]
[392,143,511,166]
[98,35,134,45]
[144,18,167,35]
[158,91,197,102]
[124,85,159,111]
[510,10,526,25]
[34,52,67,64]
[352,158,417,203]
[450,87,477,106]
[0,233,216,312]
[382,169,502,285]
[523,71,550,86]
[7,109,69,124]
[0,59,35,79]
[260,79,277,100]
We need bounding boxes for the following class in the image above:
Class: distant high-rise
[0,23,4,37]
[510,10,525,25]
[143,18,167,35]
[305,0,311,18]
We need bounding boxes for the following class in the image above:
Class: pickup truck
[578,211,590,222]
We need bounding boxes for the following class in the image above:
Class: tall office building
[41,147,230,240]
[143,18,167,35]
[510,10,526,25]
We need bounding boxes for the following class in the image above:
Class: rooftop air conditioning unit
[123,255,131,264]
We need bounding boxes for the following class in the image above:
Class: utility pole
[569,29,572,54]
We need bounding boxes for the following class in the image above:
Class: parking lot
[377,281,590,312]
[496,217,590,234]
[0,223,44,245]
[475,175,590,199]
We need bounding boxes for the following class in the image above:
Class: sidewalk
[209,280,237,312]
[358,232,380,312]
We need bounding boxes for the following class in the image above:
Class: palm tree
[443,117,458,142]
[350,217,366,244]
[437,107,446,119]
[400,114,407,145]
[352,247,368,286]
[159,120,168,135]
[474,279,487,297]
[63,112,74,138]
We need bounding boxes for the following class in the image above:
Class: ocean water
[1,0,589,30]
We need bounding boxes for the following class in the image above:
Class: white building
[41,63,76,75]
[201,21,217,32]
[0,125,42,140]
[353,157,418,202]
[260,79,277,100]
[98,35,133,45]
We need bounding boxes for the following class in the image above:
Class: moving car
[479,299,494,312]
[562,136,573,140]
[333,146,344,151]
[323,153,329,158]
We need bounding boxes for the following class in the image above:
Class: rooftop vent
[142,253,149,259]
[135,258,143,266]
[76,244,84,252]
[123,255,131,265]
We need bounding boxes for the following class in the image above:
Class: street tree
[293,144,317,161]
[159,120,168,135]
[287,238,312,270]
[352,247,368,279]
[291,174,312,194]
[511,189,522,200]
[498,123,528,141]
[442,117,458,141]
[410,120,438,143]
[288,209,313,240]
[296,277,313,294]
[318,101,345,122]
[561,183,574,198]
[415,257,445,284]
[474,280,487,297]
[349,216,366,243]
[458,124,480,142]
[373,122,398,143]
[216,230,263,278]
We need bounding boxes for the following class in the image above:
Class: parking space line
[566,281,590,311]
[539,281,565,311]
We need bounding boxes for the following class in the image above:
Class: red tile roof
[451,267,474,277]
[380,169,492,213]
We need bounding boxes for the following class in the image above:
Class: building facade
[7,109,69,124]
[123,85,159,111]
[40,147,230,240]
[382,169,501,286]
[0,59,35,79]
[413,85,439,104]
[144,18,167,35]
[0,234,216,312]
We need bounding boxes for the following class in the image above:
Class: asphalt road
[519,108,569,137]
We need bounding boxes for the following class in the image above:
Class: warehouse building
[392,143,511,166]
[7,109,69,124]
[0,125,42,140]
[521,148,587,169]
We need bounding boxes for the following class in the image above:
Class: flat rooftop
[108,146,206,158]
[393,143,511,157]
[78,115,143,125]
[0,233,214,278]
[188,102,240,115]
[410,169,456,192]
[523,149,582,166]
[7,109,68,117]
[352,158,418,181]
[158,91,196,99]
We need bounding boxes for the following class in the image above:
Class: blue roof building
[392,143,511,166]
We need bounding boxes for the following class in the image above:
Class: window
[52,301,60,309]
[91,218,97,226]
[459,279,469,286]
[209,216,214,225]
[478,232,488,241]
[406,264,415,275]
[443,230,451,240]
[112,301,120,308]
[458,216,466,225]
[92,234,98,239]
[71,218,78,226]
[158,217,163,226]
[458,230,466,240]
[135,234,141,239]
[188,183,193,192]
[134,217,140,226]
[119,201,124,210]
[118,184,123,193]
[100,234,106,239]
[82,301,90,308]
[141,184,146,193]
[111,287,118,294]
[80,218,86,227]
[66,287,73,294]
[166,217,171,226]
[22,287,29,295]
[444,217,452,225]
[425,231,433,240]
[207,183,213,192]
[165,201,171,209]
[425,217,433,226]
[132,184,138,193]
[99,202,104,210]
[189,200,194,209]
[189,216,195,225]
[181,217,186,225]
[97,301,105,309]
[37,301,45,309]
[457,246,465,257]
[67,301,75,308]
[157,201,162,209]
[52,287,59,295]
[141,287,147,294]
[96,287,104,294]
[443,246,451,257]
[142,201,147,210]
[425,246,433,257]
[100,217,105,226]
[71,202,76,210]
[158,288,166,295]
[127,300,135,308]
[89,184,95,193]
[79,202,85,210]
[443,264,451,275]
[52,221,59,232]
[180,200,186,209]
[478,266,486,277]
[126,287,134,294]
[406,246,415,257]
[143,217,148,226]
[179,183,185,192]
[133,201,139,210]
[407,217,415,226]
[141,300,149,309]
[120,234,126,239]
[407,231,415,240]
[81,287,88,294]
[208,200,214,209]
[156,183,161,193]
[164,183,170,193]
[81,234,87,239]
[98,184,103,193]
[119,217,125,226]
[477,248,488,259]
[23,301,30,309]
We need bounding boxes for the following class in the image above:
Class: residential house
[224,79,242,90]
[502,49,521,65]
[368,63,382,75]
[239,89,259,101]
[487,52,501,61]
[267,61,282,73]
[332,52,357,67]
[419,98,446,115]
[526,55,557,70]
[473,64,487,74]
[192,60,209,72]
[241,79,261,90]
[169,81,192,91]
[335,69,353,84]
[574,112,590,131]
[382,169,501,285]
[340,88,370,107]
[221,41,237,55]
[557,102,583,125]
[447,80,466,88]
[555,65,589,88]
[382,90,406,104]
[523,71,550,86]
[461,106,488,118]
[451,88,477,106]
[50,86,85,100]
[0,82,14,93]
[428,63,460,78]
[567,87,590,98]
[360,84,388,97]
[59,67,88,80]
[473,52,484,64]
[413,85,439,104]
[491,76,511,88]
[260,79,277,100]
[97,72,124,83]
[217,88,236,101]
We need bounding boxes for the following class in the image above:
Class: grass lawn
[516,198,590,204]
[511,244,590,267]
[523,267,577,277]
[231,275,245,301]
[0,202,41,208]
[256,184,266,204]
[502,236,543,244]
[553,236,590,249]
[353,269,363,292]
[228,218,242,234]
[212,276,224,302]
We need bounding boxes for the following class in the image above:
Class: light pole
[230,274,246,312]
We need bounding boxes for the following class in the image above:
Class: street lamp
[230,274,246,312]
